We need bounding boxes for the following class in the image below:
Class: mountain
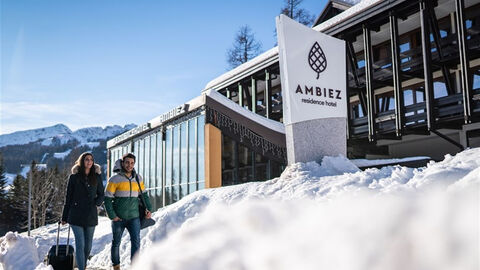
[0,124,72,148]
[0,124,136,148]
[0,123,136,176]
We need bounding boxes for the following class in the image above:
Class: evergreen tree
[0,152,11,234]
[7,174,28,232]
[0,153,8,196]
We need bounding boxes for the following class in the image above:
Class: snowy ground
[1,148,479,270]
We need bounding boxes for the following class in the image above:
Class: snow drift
[0,232,41,270]
[1,149,479,270]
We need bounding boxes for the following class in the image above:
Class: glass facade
[109,143,131,177]
[197,114,205,190]
[221,133,285,186]
[111,113,206,211]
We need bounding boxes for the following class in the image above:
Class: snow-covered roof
[202,0,383,92]
[313,0,384,32]
[205,89,285,134]
[336,0,363,5]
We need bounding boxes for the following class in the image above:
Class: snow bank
[0,232,41,270]
[132,188,477,270]
[128,150,479,270]
[1,149,479,270]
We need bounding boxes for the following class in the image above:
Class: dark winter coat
[61,164,105,227]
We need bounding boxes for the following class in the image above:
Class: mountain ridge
[0,123,136,148]
[0,123,137,177]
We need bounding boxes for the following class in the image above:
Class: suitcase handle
[56,221,71,256]
[66,224,70,255]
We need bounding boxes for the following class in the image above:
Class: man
[104,153,152,270]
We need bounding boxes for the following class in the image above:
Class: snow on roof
[337,0,363,5]
[313,0,384,32]
[351,156,431,168]
[202,0,382,92]
[205,89,285,134]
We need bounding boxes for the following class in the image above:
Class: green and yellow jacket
[104,159,152,220]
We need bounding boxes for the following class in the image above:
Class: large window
[221,133,285,186]
[138,139,144,183]
[197,114,205,189]
[150,133,157,189]
[165,128,172,205]
[188,118,197,193]
[472,67,480,90]
[110,113,206,210]
[222,135,236,186]
[134,140,140,172]
[109,146,122,177]
[172,125,179,203]
[144,136,150,188]
[180,122,188,197]
[162,114,206,205]
[155,132,163,209]
[238,143,253,183]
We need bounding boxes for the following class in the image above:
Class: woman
[61,152,104,270]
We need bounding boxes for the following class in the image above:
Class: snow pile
[137,184,477,270]
[0,232,41,270]
[129,150,478,270]
[1,149,479,270]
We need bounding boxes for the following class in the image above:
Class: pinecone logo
[308,42,327,79]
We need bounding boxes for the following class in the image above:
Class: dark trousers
[111,218,140,266]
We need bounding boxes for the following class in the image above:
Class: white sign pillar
[276,15,347,164]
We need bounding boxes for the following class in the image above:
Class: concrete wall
[285,118,347,164]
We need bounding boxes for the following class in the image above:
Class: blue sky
[1,0,328,134]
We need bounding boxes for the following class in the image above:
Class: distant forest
[0,139,108,175]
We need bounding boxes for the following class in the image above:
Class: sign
[151,104,187,126]
[107,104,188,148]
[276,14,347,125]
[109,123,151,147]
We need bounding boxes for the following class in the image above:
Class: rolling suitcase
[47,222,75,270]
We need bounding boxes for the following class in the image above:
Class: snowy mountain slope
[1,148,479,270]
[0,124,136,148]
[0,124,72,148]
[71,125,136,145]
[0,123,136,175]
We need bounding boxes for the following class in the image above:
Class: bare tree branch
[280,0,315,26]
[227,25,262,69]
